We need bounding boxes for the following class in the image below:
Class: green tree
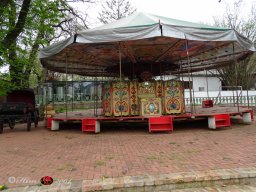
[98,0,136,24]
[0,0,94,95]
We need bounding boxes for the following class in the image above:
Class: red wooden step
[148,116,173,132]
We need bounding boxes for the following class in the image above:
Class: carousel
[39,12,255,133]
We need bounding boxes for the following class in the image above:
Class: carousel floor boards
[48,106,253,133]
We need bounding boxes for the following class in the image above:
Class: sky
[76,0,256,28]
[129,0,255,23]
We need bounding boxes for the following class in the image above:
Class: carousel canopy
[39,12,255,78]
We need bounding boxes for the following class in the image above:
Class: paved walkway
[0,118,255,188]
[171,185,256,192]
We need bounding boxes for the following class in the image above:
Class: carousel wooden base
[46,106,254,133]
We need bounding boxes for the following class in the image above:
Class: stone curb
[3,167,256,192]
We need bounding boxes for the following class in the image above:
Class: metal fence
[185,95,256,106]
[35,93,256,109]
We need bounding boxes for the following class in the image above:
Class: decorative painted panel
[129,81,139,115]
[102,82,112,116]
[163,80,185,114]
[141,98,162,116]
[102,80,185,117]
[113,82,130,116]
[155,81,163,97]
[138,81,156,98]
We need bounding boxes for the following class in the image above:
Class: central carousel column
[112,44,130,117]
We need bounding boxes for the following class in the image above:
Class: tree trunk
[0,0,32,51]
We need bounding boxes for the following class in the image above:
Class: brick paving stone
[0,119,256,189]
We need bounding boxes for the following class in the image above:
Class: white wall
[157,74,222,92]
[184,76,221,92]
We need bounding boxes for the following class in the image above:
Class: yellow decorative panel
[112,82,130,116]
[163,80,185,114]
[102,82,112,116]
[129,81,139,115]
[155,81,163,97]
[138,81,156,98]
[140,98,162,116]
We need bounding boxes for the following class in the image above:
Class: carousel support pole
[191,66,196,113]
[52,73,55,111]
[72,73,74,112]
[119,43,123,117]
[205,68,210,99]
[236,87,240,112]
[96,76,98,117]
[101,69,104,114]
[232,87,235,106]
[160,63,163,81]
[45,70,49,128]
[93,77,96,117]
[180,60,186,111]
[233,43,240,112]
[80,81,82,104]
[247,88,250,108]
[177,61,181,80]
[185,38,194,114]
[132,61,135,80]
[65,54,68,120]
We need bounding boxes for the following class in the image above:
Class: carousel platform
[46,105,254,133]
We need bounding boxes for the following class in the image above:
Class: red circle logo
[40,176,53,185]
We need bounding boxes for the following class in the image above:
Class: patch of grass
[55,107,65,113]
[105,155,114,160]
[168,153,184,161]
[57,164,76,171]
[102,175,109,180]
[158,159,165,164]
[95,160,106,166]
[169,142,177,145]
[184,149,202,155]
[223,157,232,161]
[65,135,75,140]
[146,155,157,160]
[30,166,37,173]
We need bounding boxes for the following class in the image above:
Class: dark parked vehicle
[0,89,39,133]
